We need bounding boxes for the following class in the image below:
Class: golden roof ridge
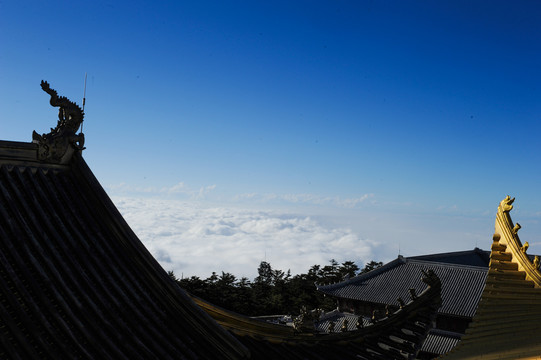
[494,195,541,287]
[439,196,541,359]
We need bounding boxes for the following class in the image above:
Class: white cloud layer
[234,192,374,208]
[108,182,217,199]
[111,196,376,279]
[106,181,375,209]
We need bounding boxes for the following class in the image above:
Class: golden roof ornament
[499,195,515,213]
[512,223,521,235]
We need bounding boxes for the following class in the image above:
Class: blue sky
[1,1,541,278]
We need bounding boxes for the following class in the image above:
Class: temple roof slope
[317,250,488,318]
[0,146,249,359]
[0,82,248,359]
[440,196,541,360]
[420,329,461,356]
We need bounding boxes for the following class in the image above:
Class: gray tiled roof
[315,311,462,356]
[314,310,371,332]
[421,329,461,355]
[317,256,488,317]
[409,248,490,267]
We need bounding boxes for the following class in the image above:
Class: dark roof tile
[421,329,461,355]
[318,257,487,317]
[0,157,249,359]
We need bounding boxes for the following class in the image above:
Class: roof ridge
[404,258,489,271]
[408,248,489,259]
[316,256,405,289]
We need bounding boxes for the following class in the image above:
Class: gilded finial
[397,297,405,309]
[500,195,515,213]
[520,241,529,253]
[513,223,522,235]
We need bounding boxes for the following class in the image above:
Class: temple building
[316,248,490,358]
[0,81,442,359]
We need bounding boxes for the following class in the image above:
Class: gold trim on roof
[495,196,541,287]
[441,196,541,360]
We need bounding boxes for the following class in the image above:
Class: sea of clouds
[111,196,376,280]
[107,179,526,281]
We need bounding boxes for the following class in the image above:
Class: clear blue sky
[1,1,541,277]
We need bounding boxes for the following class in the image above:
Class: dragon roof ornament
[494,195,541,286]
[32,80,85,164]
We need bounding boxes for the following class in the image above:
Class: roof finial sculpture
[513,223,522,235]
[500,195,515,213]
[341,318,349,332]
[409,288,417,300]
[371,310,378,324]
[32,80,85,164]
[328,320,335,333]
